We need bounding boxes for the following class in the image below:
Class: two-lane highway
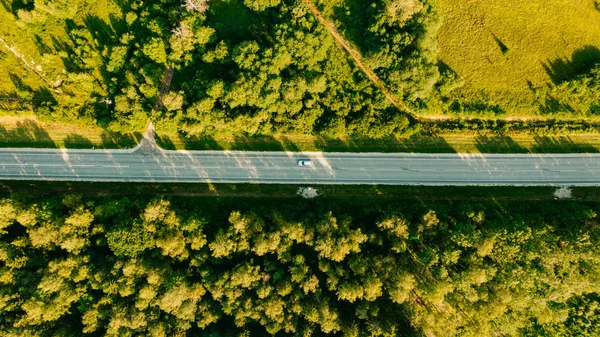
[0,123,598,185]
[1,147,600,185]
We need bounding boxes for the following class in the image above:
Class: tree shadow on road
[530,136,600,153]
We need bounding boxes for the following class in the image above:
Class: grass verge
[3,115,600,154]
[3,180,600,201]
[0,116,142,148]
[156,131,600,154]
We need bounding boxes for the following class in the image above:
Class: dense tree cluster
[0,194,598,336]
[319,0,441,103]
[156,0,443,138]
[1,0,445,138]
[0,0,186,131]
[536,64,600,117]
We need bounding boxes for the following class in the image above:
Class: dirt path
[302,1,574,125]
[303,0,419,121]
[153,66,175,113]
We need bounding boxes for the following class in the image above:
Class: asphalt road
[0,123,598,185]
[1,146,600,185]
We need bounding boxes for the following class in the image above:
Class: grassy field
[0,115,141,148]
[436,0,600,118]
[155,129,600,154]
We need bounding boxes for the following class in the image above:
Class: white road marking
[1,128,600,186]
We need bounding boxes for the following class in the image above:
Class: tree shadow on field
[332,0,373,53]
[83,15,119,47]
[154,134,177,150]
[0,119,57,148]
[537,94,574,115]
[447,99,505,116]
[437,60,458,76]
[50,34,83,73]
[530,136,599,153]
[64,134,94,149]
[31,87,58,110]
[153,129,460,153]
[543,46,600,83]
[155,133,226,151]
[0,0,10,12]
[208,0,273,44]
[61,16,117,75]
[108,13,128,36]
[277,136,301,152]
[100,131,142,149]
[5,0,34,13]
[291,133,457,153]
[230,136,286,151]
[0,93,26,110]
[61,14,125,76]
[59,14,134,117]
[475,135,528,153]
[33,34,53,54]
[491,32,510,55]
[8,73,57,110]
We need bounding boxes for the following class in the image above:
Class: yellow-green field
[155,128,600,154]
[437,0,600,117]
[3,114,600,154]
[0,116,141,148]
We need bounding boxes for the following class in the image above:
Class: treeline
[0,194,598,336]
[317,0,442,104]
[437,63,600,119]
[536,64,600,117]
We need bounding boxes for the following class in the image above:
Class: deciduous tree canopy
[0,0,443,138]
[0,194,598,336]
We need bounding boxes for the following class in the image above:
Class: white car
[297,159,313,167]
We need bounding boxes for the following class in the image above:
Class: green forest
[2,0,600,142]
[0,193,598,336]
[1,1,600,336]
[0,0,442,137]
